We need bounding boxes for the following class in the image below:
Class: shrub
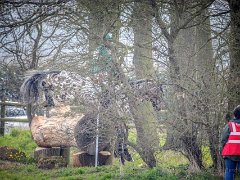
[0,129,37,163]
[0,146,26,163]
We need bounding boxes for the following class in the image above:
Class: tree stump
[34,147,70,164]
[72,151,112,167]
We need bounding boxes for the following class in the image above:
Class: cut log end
[72,151,112,167]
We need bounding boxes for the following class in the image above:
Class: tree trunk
[30,24,42,69]
[132,2,159,168]
[163,1,204,170]
[227,0,240,111]
[195,10,223,173]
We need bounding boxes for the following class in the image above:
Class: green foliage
[156,150,189,168]
[0,129,37,162]
[0,146,26,163]
[128,129,137,143]
[120,167,176,180]
[202,146,213,167]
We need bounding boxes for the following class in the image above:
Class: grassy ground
[0,129,223,180]
[0,129,37,157]
[0,160,222,180]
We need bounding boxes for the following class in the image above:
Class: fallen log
[30,106,84,147]
[30,105,114,167]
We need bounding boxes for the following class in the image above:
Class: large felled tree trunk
[31,116,79,147]
[131,1,159,168]
[30,106,84,147]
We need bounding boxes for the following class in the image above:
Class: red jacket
[222,122,240,156]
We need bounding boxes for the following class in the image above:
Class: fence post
[0,100,6,136]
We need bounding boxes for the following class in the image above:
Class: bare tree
[227,0,240,111]
[129,1,160,168]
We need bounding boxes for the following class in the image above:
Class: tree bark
[131,2,159,168]
[227,0,240,111]
[30,106,84,147]
[195,9,223,173]
[163,1,204,170]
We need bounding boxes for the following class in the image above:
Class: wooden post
[26,104,33,125]
[0,99,5,136]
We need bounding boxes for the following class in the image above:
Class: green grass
[0,129,37,157]
[0,129,222,180]
[0,161,222,180]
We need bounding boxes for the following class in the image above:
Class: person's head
[103,33,112,41]
[103,33,112,46]
[233,105,240,119]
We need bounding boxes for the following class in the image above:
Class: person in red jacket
[222,105,240,180]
